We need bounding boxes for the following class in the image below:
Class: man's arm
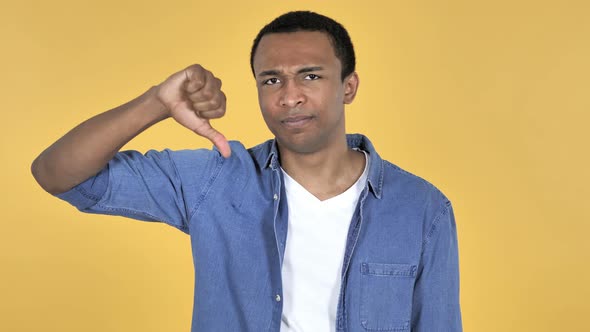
[411,201,463,331]
[31,64,231,195]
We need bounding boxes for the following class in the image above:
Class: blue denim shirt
[57,134,462,332]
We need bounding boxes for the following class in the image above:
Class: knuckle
[209,99,221,109]
[201,89,213,100]
[188,64,203,72]
[186,65,206,87]
[208,109,223,119]
[192,78,205,88]
[186,82,202,94]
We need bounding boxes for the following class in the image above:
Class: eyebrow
[257,66,324,77]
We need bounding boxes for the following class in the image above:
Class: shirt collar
[259,134,383,199]
[346,134,383,199]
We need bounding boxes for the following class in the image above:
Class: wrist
[144,85,171,122]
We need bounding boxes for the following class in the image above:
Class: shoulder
[379,160,454,246]
[162,140,265,166]
[121,139,273,172]
[160,139,275,177]
[380,160,450,206]
[378,159,452,234]
[350,133,449,208]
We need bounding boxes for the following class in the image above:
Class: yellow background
[1,0,589,331]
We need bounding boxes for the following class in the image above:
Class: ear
[343,72,359,104]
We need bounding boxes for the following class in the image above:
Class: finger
[193,122,232,158]
[184,65,207,93]
[192,91,226,113]
[197,108,225,119]
[188,74,221,103]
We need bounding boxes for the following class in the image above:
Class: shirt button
[275,294,281,302]
[273,194,278,201]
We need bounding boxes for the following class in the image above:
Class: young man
[32,11,462,332]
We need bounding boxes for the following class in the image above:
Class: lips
[281,115,314,128]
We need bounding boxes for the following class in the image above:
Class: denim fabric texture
[57,134,462,332]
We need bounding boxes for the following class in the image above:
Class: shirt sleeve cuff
[55,167,109,210]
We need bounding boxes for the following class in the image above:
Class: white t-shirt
[280,151,369,332]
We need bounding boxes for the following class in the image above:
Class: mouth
[281,115,314,129]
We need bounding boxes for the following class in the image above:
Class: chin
[276,135,324,155]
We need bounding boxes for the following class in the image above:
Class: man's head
[250,12,360,155]
[250,11,356,81]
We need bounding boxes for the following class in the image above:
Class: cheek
[258,100,276,126]
[258,100,272,118]
[256,88,265,108]
[258,93,278,117]
[311,84,339,102]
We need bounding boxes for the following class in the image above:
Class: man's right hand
[156,64,231,158]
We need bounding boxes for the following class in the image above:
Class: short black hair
[250,11,356,81]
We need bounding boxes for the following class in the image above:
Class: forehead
[253,31,340,74]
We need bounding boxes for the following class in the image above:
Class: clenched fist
[156,64,231,158]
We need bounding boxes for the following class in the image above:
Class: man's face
[252,31,358,154]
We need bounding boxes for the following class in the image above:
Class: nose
[279,80,306,108]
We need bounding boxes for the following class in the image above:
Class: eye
[263,77,280,85]
[304,74,320,80]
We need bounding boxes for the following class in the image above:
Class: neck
[278,136,365,201]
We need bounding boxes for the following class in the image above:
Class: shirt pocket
[360,262,418,331]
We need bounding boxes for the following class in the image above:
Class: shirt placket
[336,186,370,332]
[269,160,288,331]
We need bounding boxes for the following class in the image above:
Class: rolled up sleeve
[56,148,219,234]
